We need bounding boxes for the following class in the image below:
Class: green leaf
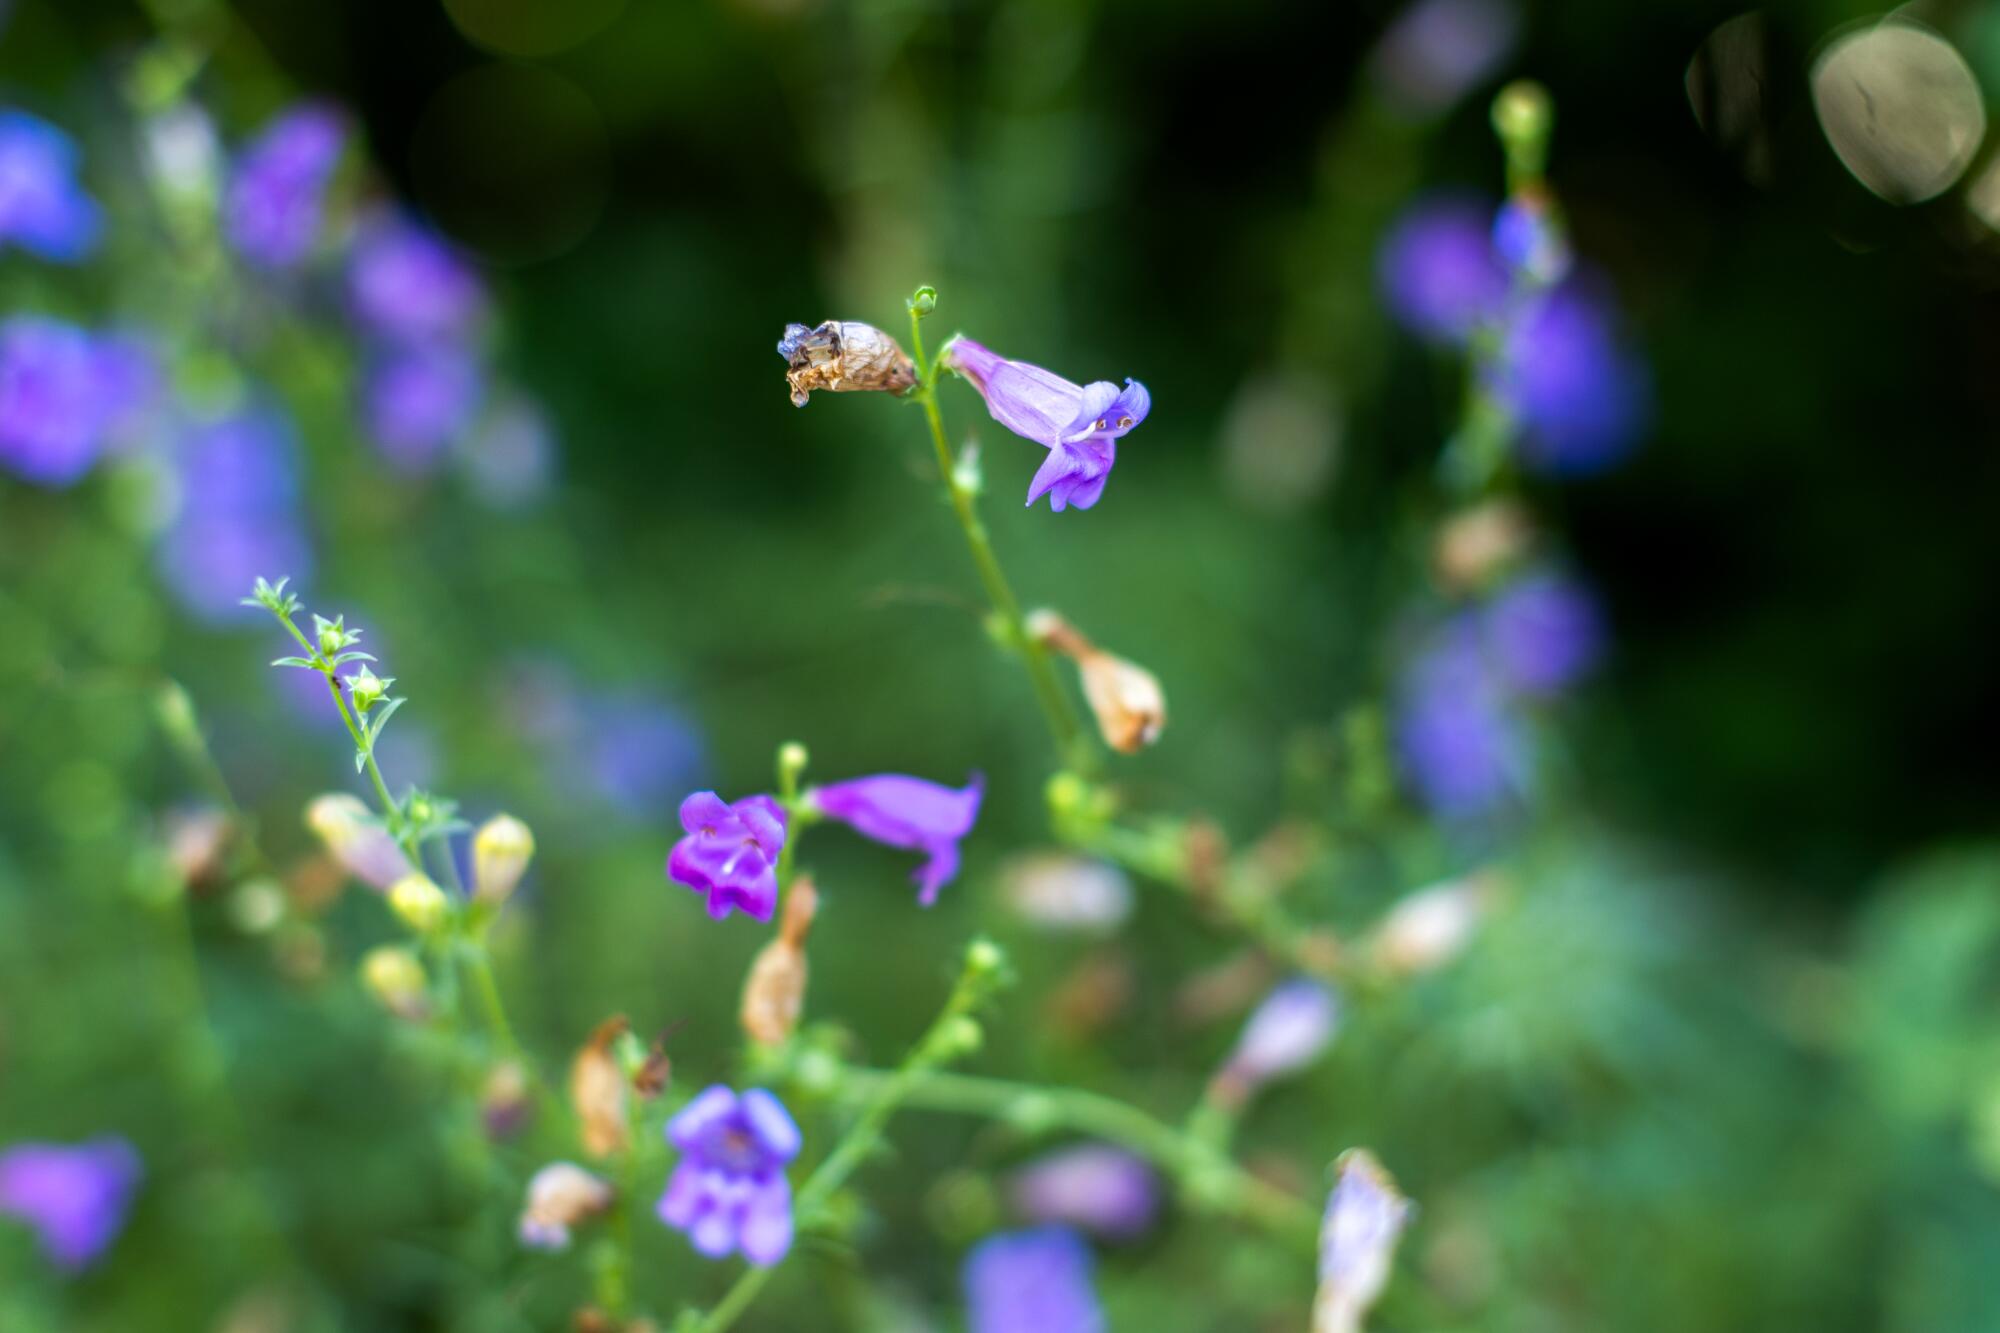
[368,697,406,744]
[354,748,368,774]
[270,656,317,669]
[329,651,378,667]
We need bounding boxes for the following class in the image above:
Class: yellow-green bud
[388,872,450,935]
[472,813,535,906]
[347,665,387,712]
[360,945,428,1019]
[964,937,1006,978]
[935,1015,984,1059]
[778,741,810,785]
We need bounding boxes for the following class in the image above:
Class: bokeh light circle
[1811,19,1986,204]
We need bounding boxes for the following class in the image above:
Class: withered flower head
[517,1161,614,1251]
[1028,609,1166,754]
[740,878,818,1047]
[777,320,916,408]
[569,1016,631,1158]
[1433,499,1532,592]
[1369,871,1498,977]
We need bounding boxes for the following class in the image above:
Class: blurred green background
[6,0,2000,1328]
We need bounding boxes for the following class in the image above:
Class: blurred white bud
[1369,872,1497,976]
[1433,499,1532,592]
[360,945,429,1020]
[472,813,535,906]
[1001,853,1133,932]
[1314,1149,1413,1333]
[141,103,221,204]
[517,1162,614,1251]
[1213,979,1340,1108]
[306,793,409,892]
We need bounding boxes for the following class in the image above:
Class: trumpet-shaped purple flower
[1496,282,1648,475]
[0,317,141,485]
[362,342,485,472]
[941,337,1149,513]
[809,772,983,905]
[1377,195,1506,343]
[0,1138,141,1272]
[667,791,787,921]
[964,1226,1104,1333]
[1394,618,1525,817]
[347,213,485,342]
[1482,570,1603,695]
[1008,1145,1160,1241]
[0,110,101,262]
[1222,978,1340,1092]
[658,1086,800,1266]
[224,103,345,268]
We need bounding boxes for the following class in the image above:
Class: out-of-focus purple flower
[667,792,787,922]
[0,1138,141,1272]
[1217,979,1340,1102]
[1313,1150,1412,1333]
[1393,619,1524,817]
[1495,282,1648,475]
[363,342,484,472]
[964,1226,1104,1333]
[1377,195,1507,343]
[463,396,558,510]
[1491,194,1570,286]
[1482,570,1603,695]
[88,332,162,449]
[657,1086,800,1265]
[1007,1145,1160,1241]
[941,336,1149,513]
[0,110,101,262]
[224,104,346,268]
[157,408,311,623]
[584,693,705,819]
[0,317,147,486]
[1367,0,1519,117]
[307,792,412,891]
[346,213,485,342]
[808,772,983,905]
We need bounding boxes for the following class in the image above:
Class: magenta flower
[0,1138,141,1272]
[941,337,1149,512]
[809,772,983,905]
[658,1086,800,1266]
[224,103,346,269]
[667,791,787,921]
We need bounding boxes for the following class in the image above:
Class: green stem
[461,942,520,1060]
[838,1067,1317,1248]
[909,312,1093,774]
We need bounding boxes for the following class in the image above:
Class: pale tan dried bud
[740,878,818,1046]
[1044,948,1135,1040]
[518,1161,614,1251]
[1433,499,1533,592]
[473,813,535,906]
[1369,871,1498,977]
[164,806,233,893]
[569,1016,631,1158]
[1027,609,1167,754]
[482,1060,534,1141]
[780,320,916,407]
[1181,819,1229,901]
[360,945,428,1020]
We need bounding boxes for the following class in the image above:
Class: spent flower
[809,772,984,905]
[740,877,818,1047]
[518,1163,614,1251]
[1028,610,1166,753]
[940,336,1149,513]
[777,319,915,406]
[657,1085,801,1266]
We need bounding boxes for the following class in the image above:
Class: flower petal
[740,1089,803,1162]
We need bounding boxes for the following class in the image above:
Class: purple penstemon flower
[808,772,983,905]
[1393,616,1525,817]
[1377,194,1507,343]
[940,337,1149,512]
[0,110,101,262]
[362,341,485,472]
[0,1137,141,1273]
[667,791,787,921]
[224,103,346,269]
[1007,1145,1160,1242]
[346,212,485,343]
[0,317,133,486]
[963,1225,1105,1333]
[1481,569,1603,695]
[657,1085,800,1266]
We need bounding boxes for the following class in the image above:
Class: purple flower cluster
[942,337,1149,512]
[1394,569,1603,817]
[0,110,101,262]
[224,103,346,269]
[658,1085,800,1266]
[0,318,157,486]
[0,1138,141,1272]
[156,407,314,624]
[345,212,489,472]
[963,1226,1105,1333]
[1378,194,1648,474]
[667,771,982,919]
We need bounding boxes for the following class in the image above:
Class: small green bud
[934,1014,984,1059]
[778,741,810,786]
[315,615,349,657]
[906,285,938,317]
[388,872,451,935]
[964,937,1006,979]
[796,1047,842,1096]
[346,665,389,712]
[1491,79,1554,180]
[1046,771,1090,819]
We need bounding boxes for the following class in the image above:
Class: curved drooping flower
[224,103,346,268]
[346,212,485,343]
[0,1138,141,1272]
[963,1226,1105,1333]
[0,110,101,262]
[1215,978,1340,1106]
[657,1085,800,1266]
[941,336,1149,513]
[809,772,983,905]
[1007,1145,1160,1242]
[667,791,787,921]
[1313,1150,1413,1333]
